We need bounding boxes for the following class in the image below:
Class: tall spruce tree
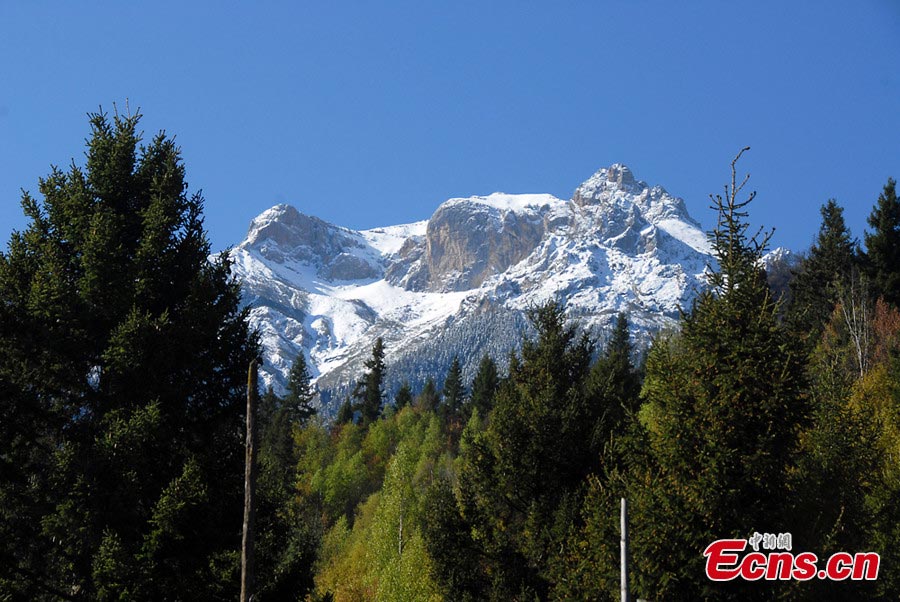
[455,301,594,599]
[469,354,499,417]
[441,355,465,422]
[353,337,385,425]
[0,111,258,600]
[285,352,317,425]
[394,380,413,409]
[255,370,319,599]
[618,149,807,599]
[416,377,440,412]
[585,312,641,447]
[864,177,900,306]
[335,397,354,425]
[787,199,858,342]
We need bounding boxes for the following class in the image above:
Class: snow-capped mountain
[230,164,768,412]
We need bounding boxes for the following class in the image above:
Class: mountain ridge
[229,164,790,413]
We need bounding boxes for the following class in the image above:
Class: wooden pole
[621,497,630,602]
[241,361,259,602]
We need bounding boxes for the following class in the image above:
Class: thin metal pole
[621,497,630,602]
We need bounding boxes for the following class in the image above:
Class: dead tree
[241,361,259,602]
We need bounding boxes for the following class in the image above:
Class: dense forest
[2,116,899,601]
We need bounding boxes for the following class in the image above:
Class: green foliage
[286,352,318,424]
[416,377,440,412]
[586,312,641,447]
[0,110,257,599]
[335,397,354,425]
[440,355,465,424]
[789,299,900,600]
[576,151,808,600]
[864,178,900,306]
[354,338,385,425]
[423,478,486,601]
[311,424,370,522]
[451,301,603,599]
[254,383,321,600]
[312,407,446,601]
[470,354,499,417]
[394,380,413,409]
[787,199,858,343]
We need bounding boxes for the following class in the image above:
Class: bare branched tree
[836,269,873,378]
[707,147,773,295]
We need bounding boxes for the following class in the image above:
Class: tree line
[1,116,899,601]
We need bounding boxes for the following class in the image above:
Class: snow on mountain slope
[230,164,735,412]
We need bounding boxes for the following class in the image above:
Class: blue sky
[1,2,898,254]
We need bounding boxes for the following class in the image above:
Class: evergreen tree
[285,352,317,425]
[864,177,900,306]
[394,380,413,409]
[256,383,319,600]
[614,149,807,599]
[0,111,257,600]
[353,337,385,425]
[422,479,486,602]
[586,312,641,447]
[456,301,595,599]
[787,199,858,342]
[335,397,354,425]
[441,355,465,422]
[469,354,499,417]
[788,301,898,601]
[416,377,440,412]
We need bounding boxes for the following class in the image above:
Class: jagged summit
[573,164,697,226]
[229,163,730,411]
[575,163,639,196]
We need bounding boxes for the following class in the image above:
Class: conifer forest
[3,114,900,601]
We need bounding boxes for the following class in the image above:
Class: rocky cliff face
[245,205,383,281]
[228,164,786,413]
[387,194,563,291]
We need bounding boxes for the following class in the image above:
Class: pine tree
[469,354,499,417]
[394,380,413,409]
[416,377,440,412]
[0,110,258,600]
[616,149,807,599]
[787,199,858,342]
[441,355,465,422]
[353,337,385,425]
[422,479,487,601]
[456,301,594,598]
[864,177,900,307]
[286,352,317,425]
[586,312,641,447]
[335,397,354,425]
[256,378,319,600]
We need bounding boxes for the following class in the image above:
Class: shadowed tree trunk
[241,361,259,602]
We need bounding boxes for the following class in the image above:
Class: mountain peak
[243,204,337,250]
[572,163,697,227]
[231,166,723,405]
[607,163,636,187]
[248,203,299,230]
[573,163,644,203]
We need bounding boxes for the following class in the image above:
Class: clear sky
[1,2,898,255]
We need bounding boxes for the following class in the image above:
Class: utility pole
[621,497,630,602]
[241,361,259,602]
